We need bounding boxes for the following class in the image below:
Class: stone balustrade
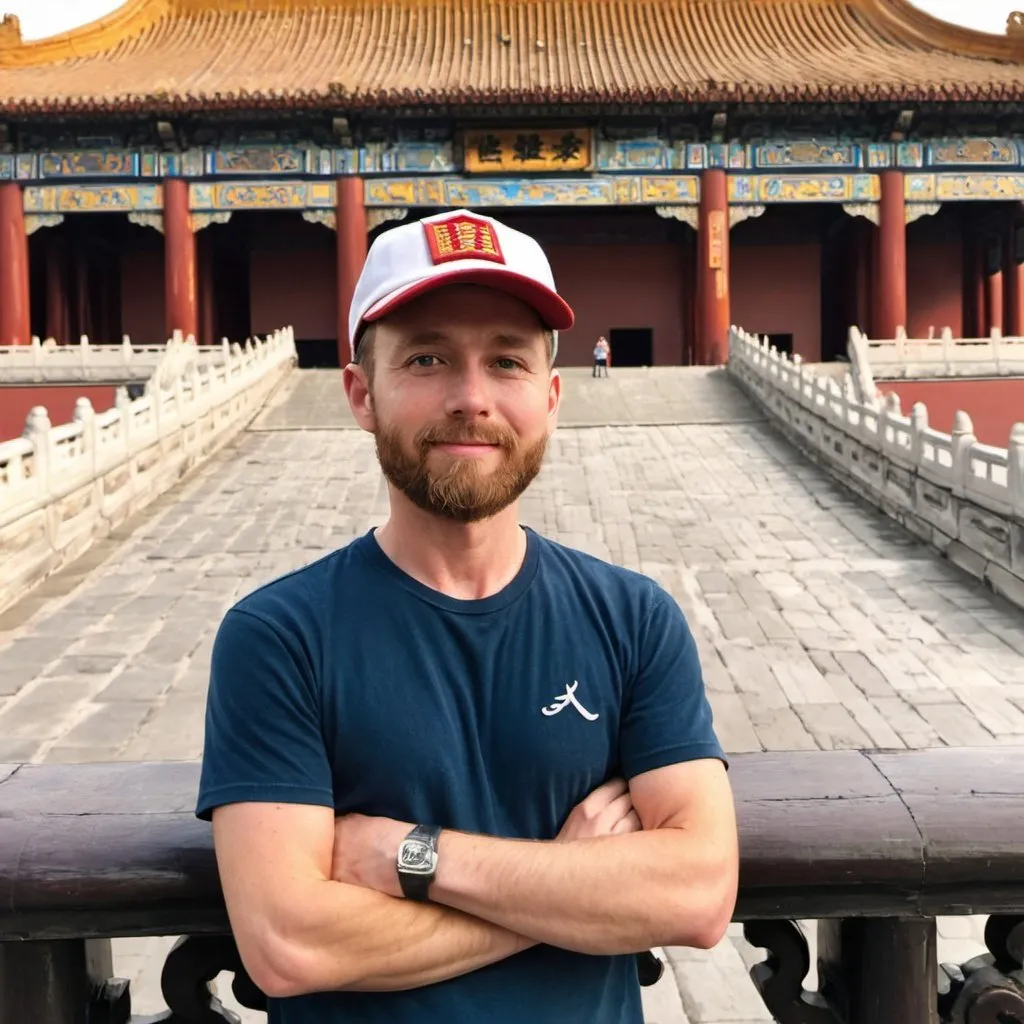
[0,332,229,385]
[850,324,1024,380]
[728,326,1024,609]
[0,327,297,615]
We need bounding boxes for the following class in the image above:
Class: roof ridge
[861,0,1024,60]
[0,0,170,68]
[2,0,1024,108]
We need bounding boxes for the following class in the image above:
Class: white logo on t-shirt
[541,681,599,721]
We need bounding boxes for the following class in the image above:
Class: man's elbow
[664,865,738,950]
[240,931,356,999]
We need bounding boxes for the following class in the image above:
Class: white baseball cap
[347,209,575,361]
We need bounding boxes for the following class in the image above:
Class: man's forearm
[429,829,728,955]
[270,880,532,995]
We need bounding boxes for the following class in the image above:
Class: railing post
[951,410,977,500]
[0,937,123,1024]
[73,397,97,479]
[818,917,938,1024]
[22,405,52,501]
[1009,422,1024,516]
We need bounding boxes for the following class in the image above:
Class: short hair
[353,324,555,382]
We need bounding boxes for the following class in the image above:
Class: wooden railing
[1,751,1023,1023]
[728,326,1024,610]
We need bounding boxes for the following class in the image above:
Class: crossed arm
[212,759,738,998]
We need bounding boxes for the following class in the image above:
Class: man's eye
[410,355,439,368]
[495,358,521,371]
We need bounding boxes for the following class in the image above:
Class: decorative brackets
[655,205,699,229]
[302,209,337,230]
[366,208,409,232]
[192,211,232,232]
[24,213,64,235]
[729,204,766,228]
[128,212,165,234]
[843,203,880,226]
[906,202,942,225]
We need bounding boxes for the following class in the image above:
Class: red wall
[121,250,166,344]
[250,249,337,339]
[907,239,962,338]
[1,385,118,442]
[878,379,1024,447]
[731,243,822,361]
[544,244,685,365]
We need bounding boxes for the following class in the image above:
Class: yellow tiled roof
[1,0,1023,113]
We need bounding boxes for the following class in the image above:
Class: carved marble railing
[0,327,296,615]
[0,332,229,384]
[1,751,1022,1024]
[729,326,1024,609]
[849,324,1024,380]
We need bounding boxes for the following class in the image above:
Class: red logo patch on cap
[424,214,506,266]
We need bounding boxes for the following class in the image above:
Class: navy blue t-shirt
[196,528,724,1024]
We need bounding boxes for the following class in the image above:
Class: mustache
[415,423,517,449]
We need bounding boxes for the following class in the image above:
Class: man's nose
[444,364,493,418]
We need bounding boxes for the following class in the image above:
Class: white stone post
[22,406,52,501]
[1009,423,1024,515]
[950,411,977,500]
[73,397,97,478]
[910,402,929,463]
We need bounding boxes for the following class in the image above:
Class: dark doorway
[297,339,340,368]
[608,328,653,367]
[764,333,793,356]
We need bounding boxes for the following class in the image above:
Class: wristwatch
[396,824,442,901]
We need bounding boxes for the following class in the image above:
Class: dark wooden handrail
[3,750,1024,1024]
[3,748,1024,941]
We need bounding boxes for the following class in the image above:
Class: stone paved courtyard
[2,367,1023,1022]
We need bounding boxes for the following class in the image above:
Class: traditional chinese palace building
[2,0,1024,368]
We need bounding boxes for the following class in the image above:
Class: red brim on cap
[363,268,575,332]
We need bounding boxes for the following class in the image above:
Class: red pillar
[985,239,1004,335]
[75,249,92,341]
[851,219,872,333]
[164,177,198,341]
[873,170,906,339]
[0,182,30,345]
[336,176,368,365]
[972,236,988,336]
[1005,223,1024,337]
[45,239,68,344]
[198,231,215,346]
[696,168,730,365]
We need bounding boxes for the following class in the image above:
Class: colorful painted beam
[6,137,1024,186]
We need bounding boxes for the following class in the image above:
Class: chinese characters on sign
[464,129,593,173]
[707,211,726,269]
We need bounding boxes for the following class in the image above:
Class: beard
[375,418,548,523]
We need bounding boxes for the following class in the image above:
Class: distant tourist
[593,334,611,377]
[196,209,736,1024]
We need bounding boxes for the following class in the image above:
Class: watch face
[399,839,436,874]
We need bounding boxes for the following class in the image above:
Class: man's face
[345,285,560,523]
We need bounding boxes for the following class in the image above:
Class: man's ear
[547,369,562,433]
[343,363,377,433]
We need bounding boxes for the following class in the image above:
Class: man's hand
[331,779,642,900]
[557,778,641,842]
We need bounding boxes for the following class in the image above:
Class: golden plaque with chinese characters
[463,129,594,173]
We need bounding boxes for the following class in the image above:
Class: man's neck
[373,494,528,601]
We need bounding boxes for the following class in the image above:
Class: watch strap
[398,824,442,901]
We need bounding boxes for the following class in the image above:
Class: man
[594,334,611,377]
[196,209,738,1024]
